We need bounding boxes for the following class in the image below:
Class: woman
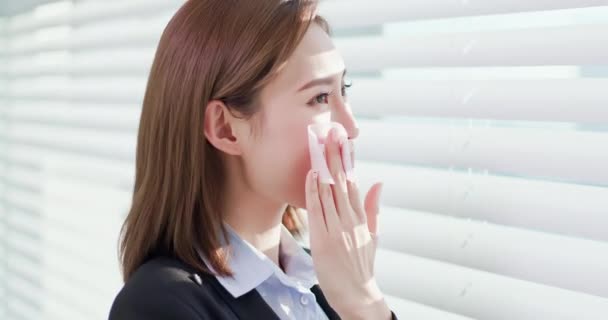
[109,0,397,319]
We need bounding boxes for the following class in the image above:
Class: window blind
[1,0,607,319]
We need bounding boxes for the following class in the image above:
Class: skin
[203,23,390,320]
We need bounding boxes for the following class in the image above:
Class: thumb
[364,182,383,235]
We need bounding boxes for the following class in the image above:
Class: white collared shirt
[200,223,329,320]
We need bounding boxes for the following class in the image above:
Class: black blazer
[109,250,398,320]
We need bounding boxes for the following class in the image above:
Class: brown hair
[118,0,331,282]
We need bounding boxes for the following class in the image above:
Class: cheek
[279,128,311,181]
[284,130,312,208]
[254,123,312,207]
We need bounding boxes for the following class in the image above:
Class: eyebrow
[297,69,347,92]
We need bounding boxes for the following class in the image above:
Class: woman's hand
[305,127,391,320]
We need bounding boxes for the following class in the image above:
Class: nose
[331,102,359,140]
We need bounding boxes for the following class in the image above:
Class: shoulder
[108,256,227,320]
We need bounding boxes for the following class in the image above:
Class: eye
[307,79,354,107]
[308,91,332,106]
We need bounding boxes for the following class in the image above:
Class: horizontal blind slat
[350,79,608,124]
[319,0,608,28]
[5,101,140,130]
[375,249,608,320]
[357,120,608,185]
[337,24,608,69]
[6,122,136,160]
[378,206,608,297]
[7,48,155,77]
[357,161,608,242]
[7,77,147,103]
[8,0,608,34]
[4,144,134,188]
[6,0,182,34]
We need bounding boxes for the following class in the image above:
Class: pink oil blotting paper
[307,122,355,184]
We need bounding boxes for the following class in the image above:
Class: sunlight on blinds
[1,0,607,319]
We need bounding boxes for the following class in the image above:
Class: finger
[325,128,356,225]
[346,178,365,222]
[317,176,342,234]
[325,128,348,192]
[305,170,327,243]
[364,182,383,235]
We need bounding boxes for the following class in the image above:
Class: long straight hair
[118,0,331,282]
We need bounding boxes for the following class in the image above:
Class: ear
[203,100,244,156]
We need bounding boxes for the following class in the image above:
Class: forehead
[265,23,346,95]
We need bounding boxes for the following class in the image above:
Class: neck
[221,160,288,268]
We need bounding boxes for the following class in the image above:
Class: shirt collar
[200,223,318,298]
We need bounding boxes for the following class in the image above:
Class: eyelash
[307,79,353,106]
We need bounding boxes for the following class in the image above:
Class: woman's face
[241,23,359,209]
